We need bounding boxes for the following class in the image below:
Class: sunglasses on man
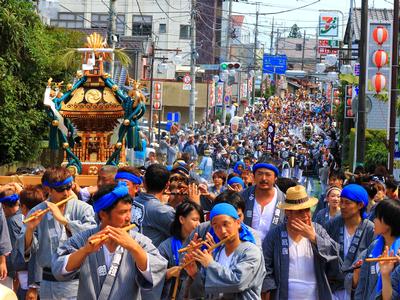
[53,183,73,193]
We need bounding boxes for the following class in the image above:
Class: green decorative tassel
[49,124,59,150]
[134,126,142,151]
[126,127,133,149]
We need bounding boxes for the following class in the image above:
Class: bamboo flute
[180,233,235,269]
[365,256,400,263]
[89,223,136,246]
[178,241,208,253]
[23,195,75,224]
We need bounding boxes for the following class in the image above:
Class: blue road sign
[167,112,173,121]
[173,112,180,123]
[263,54,287,75]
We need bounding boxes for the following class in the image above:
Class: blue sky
[233,0,393,42]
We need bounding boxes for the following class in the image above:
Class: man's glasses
[53,183,73,193]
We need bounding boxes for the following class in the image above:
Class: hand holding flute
[23,195,75,225]
[178,232,216,254]
[181,233,235,269]
[88,224,136,246]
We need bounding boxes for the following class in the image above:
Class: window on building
[180,25,191,39]
[91,13,125,35]
[295,44,302,51]
[132,15,152,36]
[52,12,84,29]
[159,23,166,33]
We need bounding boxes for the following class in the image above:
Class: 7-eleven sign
[319,13,339,37]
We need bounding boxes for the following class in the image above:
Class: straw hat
[278,185,318,210]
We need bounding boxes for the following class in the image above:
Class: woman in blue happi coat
[324,184,374,300]
[313,186,341,228]
[157,200,203,299]
[354,199,400,300]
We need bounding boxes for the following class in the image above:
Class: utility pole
[388,0,399,173]
[108,0,117,78]
[189,0,197,127]
[355,0,368,168]
[148,42,155,143]
[275,28,280,55]
[270,17,274,54]
[301,30,306,70]
[342,0,353,165]
[222,0,233,125]
[252,8,259,105]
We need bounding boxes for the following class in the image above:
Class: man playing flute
[52,181,168,299]
[17,166,96,299]
[184,202,266,299]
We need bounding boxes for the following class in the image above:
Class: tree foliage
[0,0,84,165]
[288,24,302,38]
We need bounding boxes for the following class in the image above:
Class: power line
[197,0,321,15]
[162,0,189,11]
[154,0,176,22]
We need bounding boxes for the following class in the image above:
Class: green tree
[0,0,84,165]
[288,24,302,38]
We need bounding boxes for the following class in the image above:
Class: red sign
[183,73,191,84]
[209,83,215,107]
[318,47,338,54]
[248,79,253,93]
[217,83,223,105]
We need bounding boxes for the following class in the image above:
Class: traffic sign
[183,73,192,90]
[183,73,191,84]
[262,54,287,75]
[183,84,191,90]
[200,64,220,71]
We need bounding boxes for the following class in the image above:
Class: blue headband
[210,203,256,245]
[227,176,245,188]
[115,171,142,185]
[233,161,246,175]
[93,181,129,213]
[210,203,239,220]
[253,163,280,177]
[0,194,19,203]
[341,184,369,219]
[43,176,73,188]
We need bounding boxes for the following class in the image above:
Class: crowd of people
[132,89,341,199]
[1,91,400,300]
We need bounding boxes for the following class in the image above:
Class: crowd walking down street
[2,0,400,299]
[2,89,400,300]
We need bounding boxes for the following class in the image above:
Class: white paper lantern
[316,63,326,73]
[340,64,353,75]
[325,54,338,66]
